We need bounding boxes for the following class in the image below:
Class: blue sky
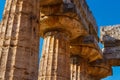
[0,0,5,21]
[0,0,120,80]
[86,0,120,26]
[86,0,120,80]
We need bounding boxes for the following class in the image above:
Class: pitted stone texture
[70,56,100,80]
[88,60,112,79]
[101,25,120,66]
[0,0,40,80]
[70,56,79,80]
[101,25,120,47]
[40,0,62,6]
[73,0,98,36]
[102,46,120,66]
[38,31,70,80]
[40,0,98,40]
[103,46,120,59]
[70,35,103,62]
[0,0,116,79]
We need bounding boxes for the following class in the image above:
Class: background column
[38,31,70,80]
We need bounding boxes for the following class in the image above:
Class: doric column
[38,31,70,80]
[70,56,112,80]
[70,56,79,80]
[70,56,91,80]
[78,59,89,80]
[0,0,40,80]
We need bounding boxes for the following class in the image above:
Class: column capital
[88,60,112,79]
[44,30,70,40]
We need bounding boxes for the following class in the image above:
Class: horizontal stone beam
[107,59,120,66]
[103,46,120,59]
[103,46,120,66]
[70,35,99,48]
[40,0,63,6]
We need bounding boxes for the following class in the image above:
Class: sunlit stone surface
[0,0,119,80]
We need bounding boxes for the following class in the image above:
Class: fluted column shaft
[38,31,70,80]
[71,56,92,80]
[70,56,78,80]
[0,0,40,80]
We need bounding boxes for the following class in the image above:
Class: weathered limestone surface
[102,45,120,66]
[1,0,119,80]
[101,25,120,66]
[70,35,102,62]
[70,56,90,80]
[101,25,120,47]
[88,60,112,79]
[72,0,98,39]
[40,0,98,40]
[39,0,112,80]
[38,31,70,80]
[103,46,120,59]
[70,56,107,80]
[0,0,40,80]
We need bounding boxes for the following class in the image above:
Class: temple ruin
[0,0,120,80]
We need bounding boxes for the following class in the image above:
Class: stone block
[101,25,120,47]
